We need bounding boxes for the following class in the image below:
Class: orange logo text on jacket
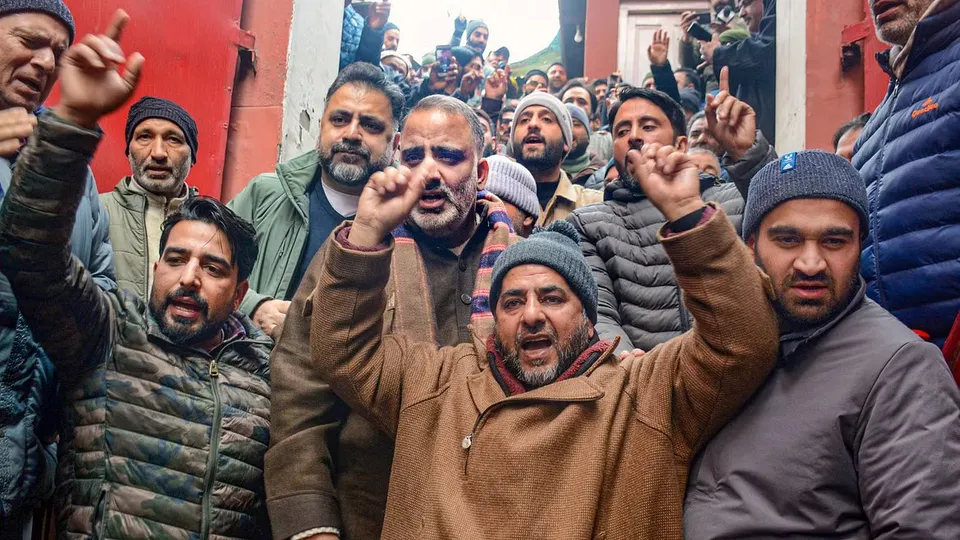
[912,97,939,119]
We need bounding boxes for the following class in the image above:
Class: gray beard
[494,318,593,389]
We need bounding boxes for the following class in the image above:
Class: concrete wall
[776,0,806,153]
[280,0,343,162]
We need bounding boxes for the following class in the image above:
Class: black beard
[148,288,224,346]
[494,317,593,389]
[515,139,565,172]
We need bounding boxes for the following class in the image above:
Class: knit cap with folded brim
[484,155,541,220]
[490,220,598,324]
[511,92,573,149]
[1,0,75,43]
[742,150,869,240]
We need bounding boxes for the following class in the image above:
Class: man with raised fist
[0,12,273,538]
[306,120,779,538]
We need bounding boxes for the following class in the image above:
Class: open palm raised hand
[56,10,143,128]
[705,67,756,161]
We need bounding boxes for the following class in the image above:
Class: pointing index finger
[719,66,730,94]
[104,9,129,42]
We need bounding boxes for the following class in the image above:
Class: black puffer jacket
[569,132,775,352]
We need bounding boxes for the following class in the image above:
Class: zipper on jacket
[676,285,691,332]
[141,197,150,296]
[200,357,223,538]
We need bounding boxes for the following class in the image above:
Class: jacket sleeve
[227,179,272,316]
[712,33,775,77]
[309,225,464,438]
[264,241,349,539]
[0,113,113,385]
[568,211,635,353]
[723,129,777,200]
[651,60,682,105]
[856,341,960,539]
[680,40,699,70]
[355,23,385,67]
[645,207,778,459]
[83,168,117,291]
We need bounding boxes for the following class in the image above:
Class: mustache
[331,141,371,160]
[165,288,209,316]
[422,179,454,199]
[515,322,558,348]
[783,271,834,288]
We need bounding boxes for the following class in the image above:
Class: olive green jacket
[100,177,198,300]
[227,150,317,316]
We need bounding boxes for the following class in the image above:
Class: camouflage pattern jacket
[0,113,273,539]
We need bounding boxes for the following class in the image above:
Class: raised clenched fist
[348,166,426,248]
[626,143,705,222]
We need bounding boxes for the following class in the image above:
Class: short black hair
[548,62,565,71]
[674,67,702,93]
[832,112,871,150]
[325,62,406,130]
[159,197,259,282]
[687,110,706,133]
[609,86,687,139]
[525,69,548,82]
[473,108,493,131]
[558,80,599,116]
[590,78,607,89]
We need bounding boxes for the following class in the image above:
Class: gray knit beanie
[490,220,598,324]
[466,19,488,39]
[742,150,869,240]
[511,92,573,149]
[485,156,541,220]
[1,0,75,43]
[565,103,592,136]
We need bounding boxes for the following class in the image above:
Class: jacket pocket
[92,485,111,540]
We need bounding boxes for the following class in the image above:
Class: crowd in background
[0,0,958,539]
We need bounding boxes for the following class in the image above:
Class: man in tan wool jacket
[308,139,780,539]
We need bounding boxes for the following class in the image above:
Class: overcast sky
[386,0,560,63]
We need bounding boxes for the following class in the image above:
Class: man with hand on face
[522,69,549,95]
[265,95,518,540]
[307,118,779,539]
[0,12,274,538]
[512,93,602,226]
[852,0,960,347]
[101,97,199,300]
[0,2,116,532]
[570,68,774,353]
[228,63,403,338]
[685,151,960,539]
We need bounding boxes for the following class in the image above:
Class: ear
[676,135,689,152]
[476,157,489,191]
[522,215,534,228]
[588,323,596,339]
[232,280,249,312]
[746,235,757,250]
[392,132,401,151]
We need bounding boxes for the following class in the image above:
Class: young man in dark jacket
[852,0,960,347]
[685,150,960,538]
[569,70,775,352]
[0,14,273,538]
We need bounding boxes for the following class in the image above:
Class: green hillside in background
[510,31,561,78]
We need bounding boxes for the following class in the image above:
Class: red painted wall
[804,0,870,150]
[51,0,246,197]
[221,0,294,201]
[584,0,619,80]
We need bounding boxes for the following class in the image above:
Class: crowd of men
[0,0,958,539]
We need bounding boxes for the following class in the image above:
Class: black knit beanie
[0,0,76,43]
[490,220,598,324]
[124,97,199,164]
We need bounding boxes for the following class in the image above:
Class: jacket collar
[485,334,612,396]
[551,169,578,204]
[275,149,323,221]
[779,279,867,361]
[146,308,269,360]
[115,176,197,205]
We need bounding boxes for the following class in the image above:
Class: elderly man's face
[494,264,595,388]
[689,150,721,177]
[750,199,862,332]
[128,119,193,198]
[400,108,487,241]
[688,116,723,156]
[0,13,69,111]
[513,105,568,172]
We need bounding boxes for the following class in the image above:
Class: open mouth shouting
[167,294,207,322]
[418,187,449,212]
[519,333,555,365]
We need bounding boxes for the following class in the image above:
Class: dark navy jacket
[852,1,960,346]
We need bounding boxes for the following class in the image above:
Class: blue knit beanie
[742,150,869,240]
[490,220,598,323]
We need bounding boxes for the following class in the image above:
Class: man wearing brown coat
[264,95,518,540]
[307,138,779,538]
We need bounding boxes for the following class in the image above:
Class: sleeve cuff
[291,528,340,540]
[665,205,713,236]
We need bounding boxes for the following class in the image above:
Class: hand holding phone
[436,46,453,74]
